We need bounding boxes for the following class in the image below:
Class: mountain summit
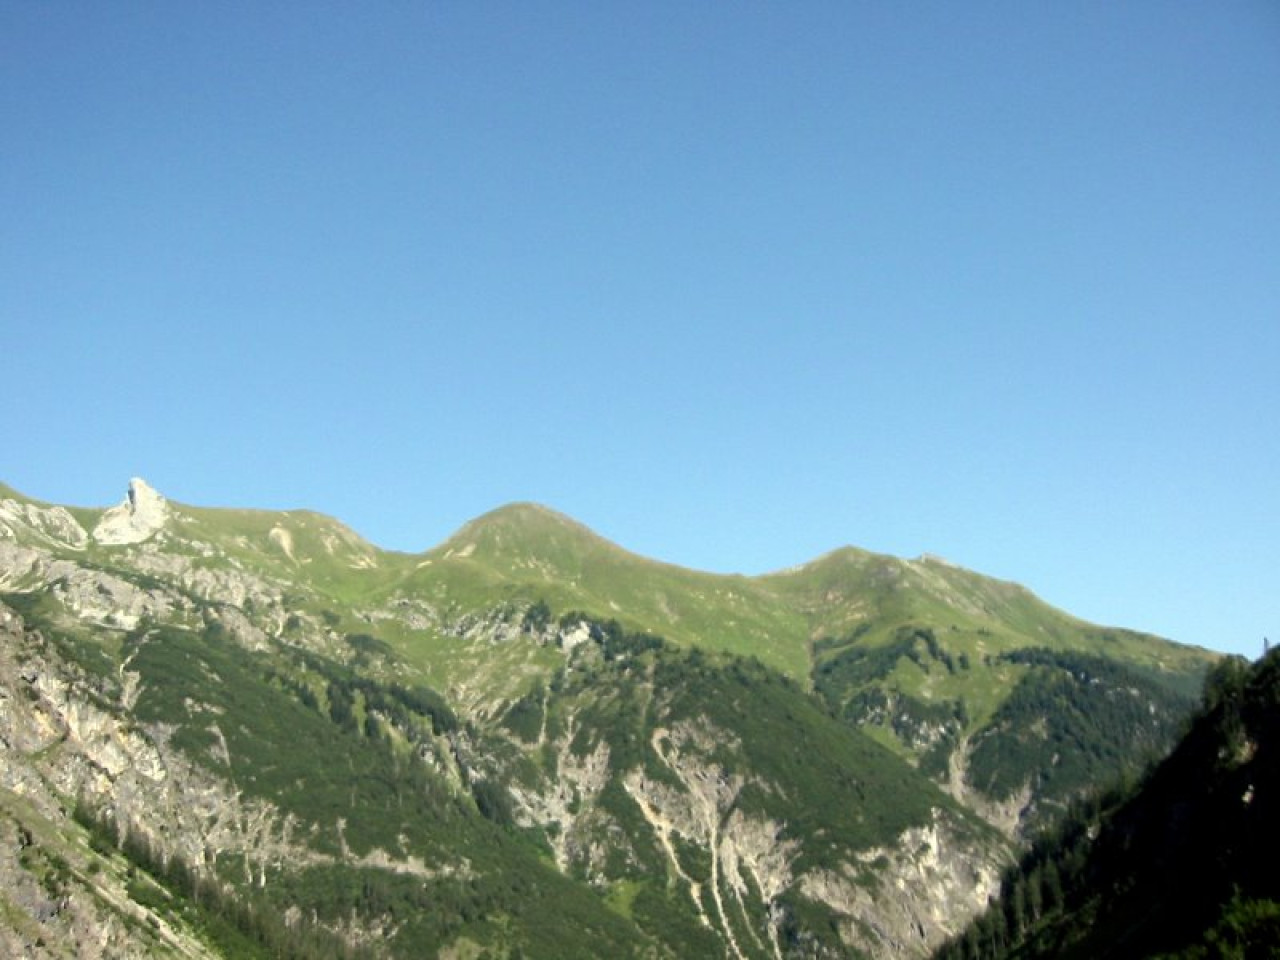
[433,501,624,563]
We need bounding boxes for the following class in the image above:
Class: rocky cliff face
[797,811,1002,958]
[0,605,223,959]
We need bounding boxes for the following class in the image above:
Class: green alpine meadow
[0,479,1225,958]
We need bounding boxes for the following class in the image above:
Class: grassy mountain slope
[399,502,813,677]
[392,503,1210,833]
[2,481,1214,768]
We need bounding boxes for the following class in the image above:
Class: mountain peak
[92,477,168,545]
[476,500,571,523]
[435,501,618,559]
[452,501,601,538]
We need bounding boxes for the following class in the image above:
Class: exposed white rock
[364,597,441,632]
[49,563,177,630]
[92,478,168,545]
[508,714,613,874]
[0,542,44,589]
[559,620,593,652]
[944,736,1037,838]
[622,720,792,960]
[800,809,1005,959]
[0,543,178,629]
[269,525,297,563]
[0,499,88,548]
[0,609,332,899]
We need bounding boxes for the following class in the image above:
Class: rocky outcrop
[0,542,180,629]
[0,497,88,548]
[943,736,1037,839]
[0,796,222,960]
[0,605,226,958]
[0,605,322,894]
[800,810,1004,958]
[93,479,168,546]
[508,714,614,875]
[624,720,797,960]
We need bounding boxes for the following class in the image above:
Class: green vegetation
[963,648,1195,826]
[658,648,970,866]
[126,623,468,858]
[934,648,1280,960]
[815,625,971,765]
[813,622,1196,828]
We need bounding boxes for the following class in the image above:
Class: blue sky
[4,3,1277,657]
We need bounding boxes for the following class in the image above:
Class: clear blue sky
[4,3,1278,657]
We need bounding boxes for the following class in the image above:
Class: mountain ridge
[0,480,1216,651]
[0,477,1221,957]
[0,477,1213,694]
[0,479,1146,618]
